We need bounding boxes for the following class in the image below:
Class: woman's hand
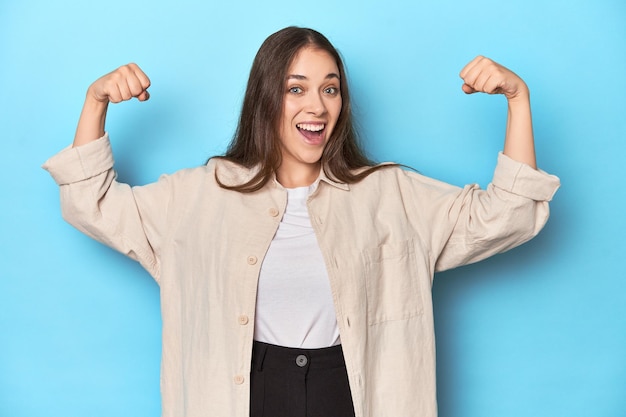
[88,63,151,103]
[459,56,529,102]
[459,56,537,169]
[73,63,151,147]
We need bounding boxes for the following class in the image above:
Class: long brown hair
[215,26,389,192]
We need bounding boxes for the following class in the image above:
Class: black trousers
[250,341,356,417]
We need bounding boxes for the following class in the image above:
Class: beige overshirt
[43,134,560,417]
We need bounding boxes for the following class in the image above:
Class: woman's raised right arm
[43,63,167,280]
[73,63,150,147]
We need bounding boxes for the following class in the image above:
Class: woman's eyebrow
[287,73,340,80]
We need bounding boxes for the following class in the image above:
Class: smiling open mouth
[297,123,325,142]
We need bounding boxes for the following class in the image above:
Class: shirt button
[234,374,245,385]
[247,256,257,265]
[268,207,279,217]
[238,315,249,325]
[295,354,308,367]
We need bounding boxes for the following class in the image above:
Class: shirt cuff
[492,152,561,201]
[42,134,114,185]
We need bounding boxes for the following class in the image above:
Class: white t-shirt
[253,183,340,348]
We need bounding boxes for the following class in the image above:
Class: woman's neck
[276,162,321,188]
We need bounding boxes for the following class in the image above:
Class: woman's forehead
[287,47,340,79]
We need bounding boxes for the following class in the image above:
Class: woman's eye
[289,86,303,94]
[324,87,339,95]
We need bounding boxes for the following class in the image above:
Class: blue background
[1,0,625,416]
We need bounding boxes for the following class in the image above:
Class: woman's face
[276,47,342,187]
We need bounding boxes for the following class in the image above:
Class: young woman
[44,27,559,417]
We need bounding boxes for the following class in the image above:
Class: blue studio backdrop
[1,0,625,416]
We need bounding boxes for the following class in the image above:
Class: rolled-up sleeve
[432,152,560,272]
[42,134,169,281]
[491,153,559,202]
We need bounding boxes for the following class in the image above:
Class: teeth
[297,123,325,132]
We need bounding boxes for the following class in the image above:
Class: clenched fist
[88,63,151,104]
[460,56,528,101]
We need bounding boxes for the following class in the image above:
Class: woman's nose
[304,91,326,115]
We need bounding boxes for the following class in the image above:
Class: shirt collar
[270,166,351,192]
[317,166,350,191]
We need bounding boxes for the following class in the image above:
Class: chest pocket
[363,239,424,325]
